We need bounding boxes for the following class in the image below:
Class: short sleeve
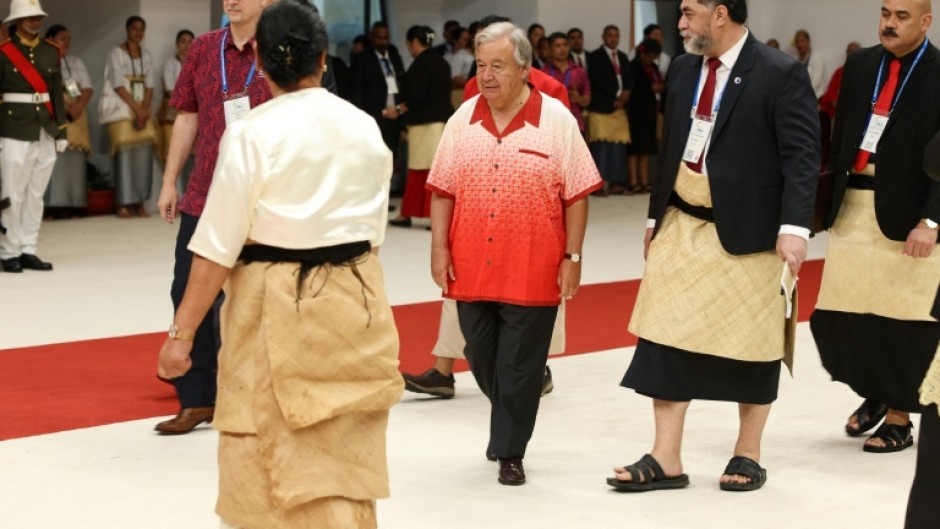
[72,57,93,91]
[143,50,156,88]
[163,59,177,92]
[171,36,202,112]
[107,47,125,88]
[425,116,458,199]
[560,113,602,205]
[188,121,265,267]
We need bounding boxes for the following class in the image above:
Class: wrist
[168,323,195,341]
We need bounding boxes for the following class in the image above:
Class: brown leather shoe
[498,457,526,486]
[154,407,215,435]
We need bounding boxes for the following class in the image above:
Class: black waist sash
[668,192,715,223]
[847,174,875,191]
[238,241,373,306]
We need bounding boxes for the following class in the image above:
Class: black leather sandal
[719,455,767,492]
[845,398,888,437]
[863,421,914,453]
[606,453,690,492]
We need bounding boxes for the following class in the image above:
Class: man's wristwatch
[565,253,582,263]
[922,218,939,230]
[168,323,195,341]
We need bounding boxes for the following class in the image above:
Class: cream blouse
[189,87,392,268]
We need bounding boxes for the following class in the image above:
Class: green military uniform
[0,34,66,141]
[0,31,66,268]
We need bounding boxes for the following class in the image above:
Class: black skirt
[811,310,939,412]
[621,339,782,405]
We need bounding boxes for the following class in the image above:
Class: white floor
[0,196,917,529]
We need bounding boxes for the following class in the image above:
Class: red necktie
[853,58,900,172]
[688,57,722,173]
[611,50,620,75]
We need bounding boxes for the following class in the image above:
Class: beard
[681,29,713,55]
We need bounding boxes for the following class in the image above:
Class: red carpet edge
[0,260,824,440]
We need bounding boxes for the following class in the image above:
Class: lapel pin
[734,77,742,84]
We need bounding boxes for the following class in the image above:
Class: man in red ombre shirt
[153,0,274,435]
[427,22,600,487]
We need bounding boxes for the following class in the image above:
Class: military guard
[0,0,66,273]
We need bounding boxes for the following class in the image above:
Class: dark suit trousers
[905,406,940,529]
[457,301,558,459]
[170,213,223,409]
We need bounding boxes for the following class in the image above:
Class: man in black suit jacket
[610,0,818,494]
[586,25,633,194]
[352,21,406,175]
[810,0,940,459]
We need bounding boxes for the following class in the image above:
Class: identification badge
[682,117,714,164]
[64,79,81,98]
[385,74,399,95]
[131,80,145,102]
[860,113,889,154]
[223,93,251,126]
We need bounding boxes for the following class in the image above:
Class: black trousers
[905,406,940,529]
[456,301,558,459]
[170,213,223,408]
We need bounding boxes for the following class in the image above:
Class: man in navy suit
[352,21,406,169]
[609,0,818,493]
[587,25,632,195]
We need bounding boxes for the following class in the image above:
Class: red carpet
[0,260,824,440]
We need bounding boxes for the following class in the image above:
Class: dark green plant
[87,162,114,191]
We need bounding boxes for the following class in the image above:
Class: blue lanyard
[219,29,257,96]
[690,60,727,117]
[870,38,928,115]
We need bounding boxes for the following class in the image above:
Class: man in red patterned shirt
[427,22,601,486]
[153,0,273,435]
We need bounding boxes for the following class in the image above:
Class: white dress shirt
[189,88,393,268]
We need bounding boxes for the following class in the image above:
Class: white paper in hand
[780,263,798,319]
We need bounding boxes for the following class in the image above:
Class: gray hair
[474,21,531,68]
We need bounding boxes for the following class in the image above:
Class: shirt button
[486,259,492,266]
[491,188,497,193]
[487,237,493,243]
[497,139,502,144]
[490,213,495,218]
[494,164,499,169]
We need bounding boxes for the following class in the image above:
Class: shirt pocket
[519,148,550,159]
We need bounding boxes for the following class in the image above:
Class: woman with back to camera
[156,1,403,527]
[388,25,453,228]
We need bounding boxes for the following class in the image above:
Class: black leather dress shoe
[1,257,22,273]
[486,443,497,462]
[19,254,53,271]
[498,458,526,486]
[389,217,412,228]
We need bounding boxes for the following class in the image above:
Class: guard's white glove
[55,139,69,153]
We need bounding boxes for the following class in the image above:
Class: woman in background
[627,38,663,194]
[44,24,93,217]
[105,15,157,218]
[388,25,452,228]
[161,29,194,196]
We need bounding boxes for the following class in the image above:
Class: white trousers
[431,298,567,359]
[0,131,56,259]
